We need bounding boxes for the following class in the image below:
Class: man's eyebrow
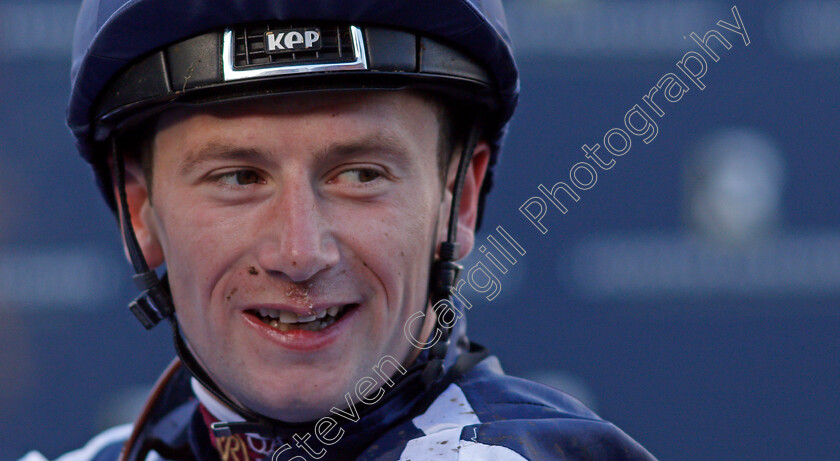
[178,142,275,176]
[317,132,415,162]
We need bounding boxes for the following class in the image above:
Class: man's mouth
[247,304,357,332]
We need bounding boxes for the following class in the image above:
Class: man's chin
[237,392,348,423]
[218,370,354,423]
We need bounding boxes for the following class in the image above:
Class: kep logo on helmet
[264,28,322,53]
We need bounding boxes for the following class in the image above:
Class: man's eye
[335,168,382,184]
[218,170,263,186]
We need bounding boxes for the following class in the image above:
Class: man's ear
[109,157,165,268]
[439,141,491,259]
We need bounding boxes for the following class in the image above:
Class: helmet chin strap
[422,117,483,385]
[112,138,175,330]
[110,118,483,437]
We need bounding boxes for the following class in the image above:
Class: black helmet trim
[93,23,495,143]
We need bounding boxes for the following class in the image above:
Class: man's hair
[116,91,470,197]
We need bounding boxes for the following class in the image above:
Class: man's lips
[242,302,360,333]
[240,302,358,317]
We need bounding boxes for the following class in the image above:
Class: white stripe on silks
[398,431,530,461]
[398,427,466,460]
[398,384,481,460]
[398,384,531,459]
[144,452,164,461]
[411,384,480,434]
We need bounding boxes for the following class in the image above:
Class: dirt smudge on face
[248,266,258,275]
[226,287,238,301]
[285,282,316,315]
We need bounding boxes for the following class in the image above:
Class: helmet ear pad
[436,140,491,261]
[111,155,165,269]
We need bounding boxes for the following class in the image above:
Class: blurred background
[2,0,838,459]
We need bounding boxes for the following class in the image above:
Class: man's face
[127,91,484,421]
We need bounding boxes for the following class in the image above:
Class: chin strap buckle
[431,242,462,301]
[129,294,166,329]
[422,242,462,387]
[128,271,174,329]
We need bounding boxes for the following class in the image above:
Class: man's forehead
[148,89,444,167]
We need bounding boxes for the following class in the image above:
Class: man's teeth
[279,311,297,323]
[255,305,349,331]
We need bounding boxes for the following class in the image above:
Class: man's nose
[255,179,340,282]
